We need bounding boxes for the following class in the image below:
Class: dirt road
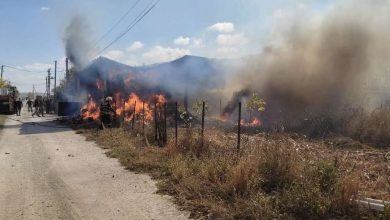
[0,108,188,219]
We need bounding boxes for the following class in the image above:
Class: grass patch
[80,126,382,219]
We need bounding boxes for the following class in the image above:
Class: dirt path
[0,108,188,220]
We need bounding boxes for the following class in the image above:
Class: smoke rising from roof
[63,15,96,70]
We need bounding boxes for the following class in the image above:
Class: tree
[246,93,266,122]
[0,79,9,88]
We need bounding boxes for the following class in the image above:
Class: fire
[82,92,167,123]
[218,113,230,122]
[250,117,261,126]
[153,94,167,107]
[123,93,152,122]
[81,68,168,123]
[241,117,262,126]
[81,97,100,120]
[220,114,261,127]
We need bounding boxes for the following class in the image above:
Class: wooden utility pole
[65,58,69,80]
[47,69,51,98]
[0,65,4,82]
[32,85,35,99]
[54,60,57,97]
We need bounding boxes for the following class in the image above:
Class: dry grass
[78,124,389,219]
[342,108,390,147]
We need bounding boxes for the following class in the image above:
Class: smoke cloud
[63,15,96,70]
[224,1,390,123]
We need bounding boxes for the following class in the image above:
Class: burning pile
[241,117,261,126]
[81,96,100,120]
[81,92,166,123]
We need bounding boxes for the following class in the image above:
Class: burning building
[58,55,238,122]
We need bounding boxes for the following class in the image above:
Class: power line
[94,0,141,45]
[98,0,161,54]
[3,64,47,73]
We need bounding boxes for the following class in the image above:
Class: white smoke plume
[223,1,390,120]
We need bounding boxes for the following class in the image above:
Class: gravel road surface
[0,108,188,220]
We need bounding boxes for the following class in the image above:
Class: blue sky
[0,0,334,92]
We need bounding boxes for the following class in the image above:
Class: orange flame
[120,93,167,122]
[81,97,100,120]
[250,117,261,126]
[81,91,167,123]
[218,113,230,122]
[123,93,152,122]
[153,94,167,107]
[240,117,262,126]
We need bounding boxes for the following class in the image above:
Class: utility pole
[33,84,35,99]
[45,77,48,97]
[0,65,3,81]
[65,58,69,80]
[47,68,51,98]
[54,60,57,98]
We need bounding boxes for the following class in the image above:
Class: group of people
[30,98,45,117]
[14,97,47,117]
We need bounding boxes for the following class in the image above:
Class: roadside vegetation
[75,123,389,219]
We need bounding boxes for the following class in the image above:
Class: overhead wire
[98,0,161,54]
[3,0,159,84]
[3,64,48,73]
[94,0,141,45]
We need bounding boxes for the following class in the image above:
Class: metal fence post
[237,102,241,150]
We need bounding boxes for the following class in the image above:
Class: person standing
[27,98,33,112]
[15,98,23,116]
[100,96,116,129]
[39,98,45,117]
[32,98,40,117]
[45,98,50,114]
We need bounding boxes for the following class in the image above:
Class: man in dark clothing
[32,98,40,117]
[15,98,23,116]
[39,99,45,117]
[27,99,33,112]
[100,96,116,129]
[45,98,50,114]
